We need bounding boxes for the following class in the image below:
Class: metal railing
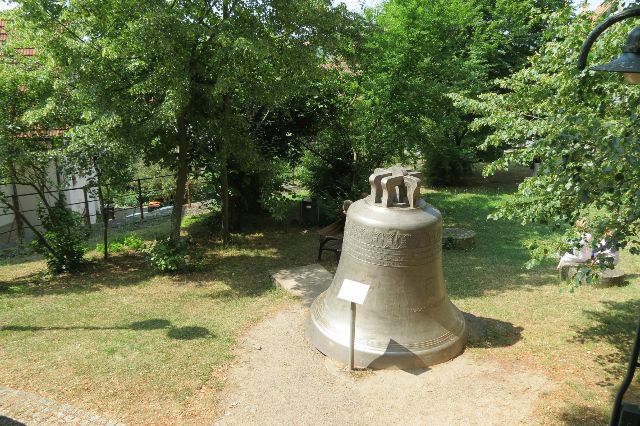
[0,175,205,244]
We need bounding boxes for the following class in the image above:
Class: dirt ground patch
[214,305,554,425]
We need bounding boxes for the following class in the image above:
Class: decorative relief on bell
[344,223,411,249]
[342,222,441,268]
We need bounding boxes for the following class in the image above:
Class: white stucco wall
[64,174,99,225]
[0,169,99,244]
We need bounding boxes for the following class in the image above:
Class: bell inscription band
[307,166,467,369]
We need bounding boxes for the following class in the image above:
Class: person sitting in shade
[593,232,620,267]
[557,233,593,270]
[557,222,619,270]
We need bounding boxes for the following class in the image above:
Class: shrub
[260,193,300,228]
[145,239,192,273]
[422,144,475,187]
[122,235,145,251]
[31,200,90,274]
[95,234,145,254]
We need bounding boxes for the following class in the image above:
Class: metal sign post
[350,301,356,370]
[337,279,370,371]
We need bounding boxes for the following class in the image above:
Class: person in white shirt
[557,224,619,270]
[557,233,593,270]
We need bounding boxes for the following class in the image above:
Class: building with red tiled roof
[579,1,614,21]
[594,4,611,16]
[16,47,35,56]
[0,19,36,55]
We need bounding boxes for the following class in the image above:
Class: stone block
[443,228,476,250]
[270,264,333,306]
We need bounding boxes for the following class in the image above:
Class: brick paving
[0,387,125,425]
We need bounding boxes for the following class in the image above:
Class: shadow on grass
[571,299,640,386]
[0,225,319,301]
[428,187,559,298]
[184,187,558,302]
[182,211,281,240]
[167,326,212,340]
[557,403,609,425]
[0,252,43,268]
[188,228,320,299]
[0,254,152,297]
[190,252,285,300]
[0,318,213,341]
[462,163,533,188]
[464,312,524,348]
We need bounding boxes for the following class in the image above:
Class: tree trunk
[219,86,234,243]
[97,183,109,260]
[220,157,230,242]
[352,148,358,189]
[170,115,190,245]
[92,159,110,260]
[219,0,232,243]
[9,180,23,242]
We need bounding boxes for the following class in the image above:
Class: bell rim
[307,308,468,369]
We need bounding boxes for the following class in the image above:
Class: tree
[0,12,90,272]
[15,0,358,244]
[453,6,640,273]
[64,120,137,260]
[297,63,398,202]
[358,0,567,185]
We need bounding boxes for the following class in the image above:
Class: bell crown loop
[369,166,423,208]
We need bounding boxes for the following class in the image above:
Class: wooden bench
[316,200,352,262]
[317,219,344,261]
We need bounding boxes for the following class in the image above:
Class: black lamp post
[578,6,640,426]
[578,6,640,82]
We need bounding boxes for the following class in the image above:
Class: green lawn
[0,220,316,424]
[432,185,640,425]
[0,186,638,425]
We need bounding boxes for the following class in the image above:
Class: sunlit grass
[432,184,640,425]
[0,186,638,425]
[0,218,316,424]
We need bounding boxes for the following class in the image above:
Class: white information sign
[337,279,370,305]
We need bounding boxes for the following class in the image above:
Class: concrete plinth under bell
[307,167,467,370]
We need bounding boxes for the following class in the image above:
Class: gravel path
[213,305,553,426]
[0,387,124,426]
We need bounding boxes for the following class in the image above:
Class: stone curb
[0,387,124,426]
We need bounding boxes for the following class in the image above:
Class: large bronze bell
[308,166,467,369]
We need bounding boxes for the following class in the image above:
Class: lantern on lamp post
[578,6,640,426]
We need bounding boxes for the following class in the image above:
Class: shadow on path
[367,339,430,375]
[0,386,123,425]
[0,416,26,426]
